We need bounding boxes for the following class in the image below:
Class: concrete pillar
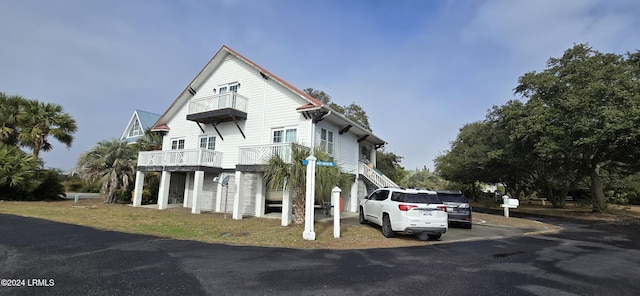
[133,171,145,207]
[281,180,293,226]
[191,171,204,214]
[158,171,171,210]
[232,171,244,220]
[303,155,316,240]
[255,173,265,217]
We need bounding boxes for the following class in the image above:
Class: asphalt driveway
[1,213,639,295]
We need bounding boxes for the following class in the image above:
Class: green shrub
[64,179,85,192]
[32,170,66,200]
[114,189,133,204]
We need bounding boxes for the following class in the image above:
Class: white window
[272,128,297,143]
[171,138,185,150]
[272,128,297,162]
[199,136,216,150]
[320,128,334,154]
[229,84,239,93]
[128,118,143,137]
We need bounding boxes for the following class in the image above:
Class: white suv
[359,188,448,240]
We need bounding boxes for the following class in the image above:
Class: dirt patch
[473,212,558,231]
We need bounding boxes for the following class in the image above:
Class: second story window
[320,128,334,154]
[171,138,185,150]
[273,128,297,143]
[199,136,216,150]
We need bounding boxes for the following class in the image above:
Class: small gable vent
[188,87,197,95]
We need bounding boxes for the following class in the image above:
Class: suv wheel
[464,223,472,229]
[382,214,395,238]
[359,207,368,224]
[427,234,441,240]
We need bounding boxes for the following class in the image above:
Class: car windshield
[438,194,467,203]
[397,193,442,204]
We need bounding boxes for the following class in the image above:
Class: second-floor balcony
[239,143,296,165]
[187,93,248,124]
[138,149,223,169]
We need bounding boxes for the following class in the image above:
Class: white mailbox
[501,196,519,217]
[505,198,519,207]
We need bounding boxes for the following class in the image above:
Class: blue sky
[1,0,639,173]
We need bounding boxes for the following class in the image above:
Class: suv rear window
[438,194,468,203]
[391,192,442,204]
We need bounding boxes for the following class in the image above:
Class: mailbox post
[501,195,519,217]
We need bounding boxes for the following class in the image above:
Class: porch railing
[238,143,295,165]
[138,149,223,167]
[188,93,249,114]
[359,162,399,188]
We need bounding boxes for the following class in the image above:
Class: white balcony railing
[359,162,399,188]
[188,93,249,114]
[138,149,223,168]
[239,143,295,165]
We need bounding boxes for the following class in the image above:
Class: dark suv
[436,190,472,229]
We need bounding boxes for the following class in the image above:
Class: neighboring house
[120,109,161,143]
[132,45,397,226]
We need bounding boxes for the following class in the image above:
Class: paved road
[1,212,639,296]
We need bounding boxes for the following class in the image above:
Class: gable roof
[121,109,161,142]
[152,45,385,146]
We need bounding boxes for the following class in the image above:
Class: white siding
[150,50,374,215]
[338,132,359,174]
[162,55,311,169]
[313,121,359,174]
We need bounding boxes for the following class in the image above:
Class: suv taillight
[437,205,447,212]
[398,204,417,211]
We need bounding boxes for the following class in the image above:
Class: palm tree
[0,93,27,146]
[264,144,353,224]
[133,128,163,151]
[77,139,138,203]
[0,143,43,198]
[17,99,77,158]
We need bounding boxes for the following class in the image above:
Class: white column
[332,186,341,238]
[158,171,171,210]
[281,180,293,226]
[133,171,145,207]
[183,172,192,208]
[303,155,316,240]
[191,171,204,214]
[232,171,244,220]
[370,145,377,166]
[254,173,265,217]
[215,175,223,212]
[349,178,359,213]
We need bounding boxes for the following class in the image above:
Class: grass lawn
[0,197,566,249]
[0,198,431,249]
[472,199,640,222]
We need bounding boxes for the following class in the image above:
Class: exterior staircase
[358,162,399,189]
